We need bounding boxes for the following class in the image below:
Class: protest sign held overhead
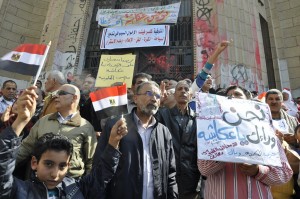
[0,43,51,81]
[100,25,170,49]
[196,93,281,167]
[90,84,128,120]
[95,54,135,87]
[96,2,181,27]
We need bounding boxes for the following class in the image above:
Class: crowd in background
[1,41,300,199]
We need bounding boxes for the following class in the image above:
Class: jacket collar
[48,112,82,127]
[170,105,196,118]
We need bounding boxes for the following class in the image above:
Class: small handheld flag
[90,84,128,120]
[0,42,51,81]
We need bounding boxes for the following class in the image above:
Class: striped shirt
[198,140,293,199]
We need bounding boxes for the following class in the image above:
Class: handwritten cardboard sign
[196,93,281,167]
[100,25,170,49]
[95,54,135,87]
[96,2,180,27]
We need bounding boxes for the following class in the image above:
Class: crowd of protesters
[1,40,300,199]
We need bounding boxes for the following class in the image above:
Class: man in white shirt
[0,80,17,114]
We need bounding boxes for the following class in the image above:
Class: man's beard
[141,103,158,116]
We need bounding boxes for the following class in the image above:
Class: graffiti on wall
[193,1,264,92]
[60,2,88,81]
[194,0,220,73]
[220,63,264,93]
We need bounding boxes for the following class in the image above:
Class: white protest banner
[272,119,290,134]
[96,2,180,27]
[100,25,169,49]
[196,93,281,167]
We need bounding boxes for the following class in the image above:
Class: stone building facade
[0,0,299,97]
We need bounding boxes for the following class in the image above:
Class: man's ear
[31,156,38,170]
[73,94,78,102]
[133,94,138,104]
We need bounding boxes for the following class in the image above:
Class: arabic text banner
[95,54,135,87]
[100,25,170,50]
[96,2,180,27]
[196,93,281,167]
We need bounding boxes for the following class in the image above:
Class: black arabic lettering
[246,125,260,144]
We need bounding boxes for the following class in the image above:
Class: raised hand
[1,106,15,123]
[11,86,38,136]
[109,117,128,149]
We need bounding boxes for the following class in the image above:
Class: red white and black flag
[0,44,48,76]
[90,84,128,120]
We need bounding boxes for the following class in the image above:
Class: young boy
[0,86,128,198]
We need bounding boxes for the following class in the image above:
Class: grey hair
[47,70,66,85]
[136,81,159,94]
[175,80,191,89]
[265,89,283,102]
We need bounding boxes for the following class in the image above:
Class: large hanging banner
[196,93,281,167]
[96,2,181,27]
[100,25,170,49]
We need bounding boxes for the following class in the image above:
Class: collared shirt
[133,112,156,199]
[198,140,293,199]
[0,96,15,114]
[57,112,77,124]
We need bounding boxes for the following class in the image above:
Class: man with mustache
[93,81,178,199]
[156,80,201,199]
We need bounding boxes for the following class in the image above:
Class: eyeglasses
[137,91,161,99]
[56,90,75,96]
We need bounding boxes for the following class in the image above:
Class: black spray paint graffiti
[66,45,76,54]
[79,0,86,12]
[231,64,249,84]
[68,18,81,44]
[195,0,213,24]
[41,24,49,42]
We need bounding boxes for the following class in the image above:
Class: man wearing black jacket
[156,80,201,199]
[93,81,178,199]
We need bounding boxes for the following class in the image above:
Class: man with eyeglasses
[0,80,17,114]
[93,81,178,199]
[16,84,97,179]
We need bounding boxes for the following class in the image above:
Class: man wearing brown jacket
[16,84,97,178]
[40,70,66,118]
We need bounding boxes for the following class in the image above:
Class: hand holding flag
[90,83,128,120]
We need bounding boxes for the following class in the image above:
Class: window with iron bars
[84,0,193,83]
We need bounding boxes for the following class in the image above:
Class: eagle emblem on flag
[11,53,21,62]
[109,98,116,106]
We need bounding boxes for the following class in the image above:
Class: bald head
[60,84,81,104]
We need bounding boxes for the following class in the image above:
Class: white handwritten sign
[100,25,170,49]
[272,119,290,134]
[96,2,180,27]
[196,93,281,167]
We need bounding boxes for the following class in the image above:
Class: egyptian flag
[90,84,128,120]
[0,44,48,76]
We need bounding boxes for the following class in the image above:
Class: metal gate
[84,0,194,82]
